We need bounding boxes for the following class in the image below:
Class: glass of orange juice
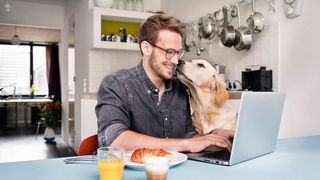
[97,147,125,180]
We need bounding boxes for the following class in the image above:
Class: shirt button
[164,117,168,121]
[154,89,158,92]
[157,102,160,106]
[147,90,151,94]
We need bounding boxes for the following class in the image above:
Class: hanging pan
[234,3,252,51]
[246,0,264,33]
[198,14,216,40]
[220,6,235,47]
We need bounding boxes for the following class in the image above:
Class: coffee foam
[144,157,169,172]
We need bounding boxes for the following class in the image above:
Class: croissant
[131,148,172,164]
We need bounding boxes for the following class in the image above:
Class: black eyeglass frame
[147,41,185,59]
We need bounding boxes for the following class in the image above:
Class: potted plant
[40,101,61,143]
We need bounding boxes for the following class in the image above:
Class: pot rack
[184,0,275,55]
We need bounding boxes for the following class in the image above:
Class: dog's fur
[176,59,236,135]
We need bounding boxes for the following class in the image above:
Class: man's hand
[186,132,233,153]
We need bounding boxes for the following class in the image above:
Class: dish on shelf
[146,10,165,14]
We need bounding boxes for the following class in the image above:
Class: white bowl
[94,0,114,8]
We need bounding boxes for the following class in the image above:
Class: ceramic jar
[95,0,115,8]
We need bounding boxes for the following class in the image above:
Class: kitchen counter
[228,91,243,99]
[0,98,52,103]
[0,98,52,128]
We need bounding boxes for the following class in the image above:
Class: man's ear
[214,75,229,107]
[141,41,151,57]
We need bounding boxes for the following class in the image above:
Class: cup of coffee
[97,147,125,180]
[144,157,169,180]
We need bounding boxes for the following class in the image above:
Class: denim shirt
[96,62,196,147]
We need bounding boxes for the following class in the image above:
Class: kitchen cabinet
[91,7,155,50]
[80,98,98,140]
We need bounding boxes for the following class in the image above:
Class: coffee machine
[242,66,272,91]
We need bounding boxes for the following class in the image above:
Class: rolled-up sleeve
[95,75,130,147]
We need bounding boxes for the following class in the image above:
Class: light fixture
[11,26,21,45]
[3,0,12,13]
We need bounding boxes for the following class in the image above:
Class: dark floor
[0,126,77,163]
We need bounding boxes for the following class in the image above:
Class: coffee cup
[97,147,125,180]
[144,157,169,180]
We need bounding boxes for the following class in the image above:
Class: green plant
[40,101,61,128]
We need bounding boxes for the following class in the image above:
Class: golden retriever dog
[176,59,236,135]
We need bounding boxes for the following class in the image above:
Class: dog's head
[176,59,228,107]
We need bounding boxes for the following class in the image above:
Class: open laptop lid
[187,92,285,166]
[229,92,285,165]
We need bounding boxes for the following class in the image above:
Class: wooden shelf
[91,7,155,50]
[94,41,139,50]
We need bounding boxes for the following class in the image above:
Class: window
[33,46,48,95]
[0,43,48,96]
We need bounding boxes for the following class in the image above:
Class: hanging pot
[234,4,252,51]
[220,25,236,47]
[246,0,264,33]
[198,14,216,40]
[219,6,235,47]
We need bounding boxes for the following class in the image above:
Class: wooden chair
[78,134,98,156]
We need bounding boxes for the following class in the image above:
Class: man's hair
[138,15,186,51]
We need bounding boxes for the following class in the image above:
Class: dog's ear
[213,75,229,107]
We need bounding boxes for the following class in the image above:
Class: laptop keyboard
[201,149,231,161]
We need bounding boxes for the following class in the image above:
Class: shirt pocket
[170,109,187,137]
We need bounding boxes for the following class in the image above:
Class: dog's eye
[197,63,205,68]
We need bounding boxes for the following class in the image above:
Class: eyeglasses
[148,42,185,59]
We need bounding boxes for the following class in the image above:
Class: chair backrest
[78,134,98,156]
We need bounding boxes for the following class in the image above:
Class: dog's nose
[178,60,185,65]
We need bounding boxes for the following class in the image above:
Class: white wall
[163,0,320,138]
[278,1,320,138]
[72,0,92,149]
[89,50,141,92]
[61,0,78,148]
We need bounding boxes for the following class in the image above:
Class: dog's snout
[178,59,185,66]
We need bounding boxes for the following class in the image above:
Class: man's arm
[110,129,233,153]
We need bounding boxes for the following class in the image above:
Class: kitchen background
[0,0,319,151]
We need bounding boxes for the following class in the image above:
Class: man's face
[148,30,183,80]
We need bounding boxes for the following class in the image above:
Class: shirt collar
[136,61,173,94]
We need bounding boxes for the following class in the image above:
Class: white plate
[125,151,187,170]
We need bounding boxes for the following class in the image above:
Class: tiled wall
[88,49,142,92]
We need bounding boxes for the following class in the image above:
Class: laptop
[187,92,286,166]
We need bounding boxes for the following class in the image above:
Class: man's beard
[149,53,174,80]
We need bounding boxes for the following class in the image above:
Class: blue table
[0,135,319,180]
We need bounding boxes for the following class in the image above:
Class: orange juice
[98,159,124,180]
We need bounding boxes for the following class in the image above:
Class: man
[96,15,233,153]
